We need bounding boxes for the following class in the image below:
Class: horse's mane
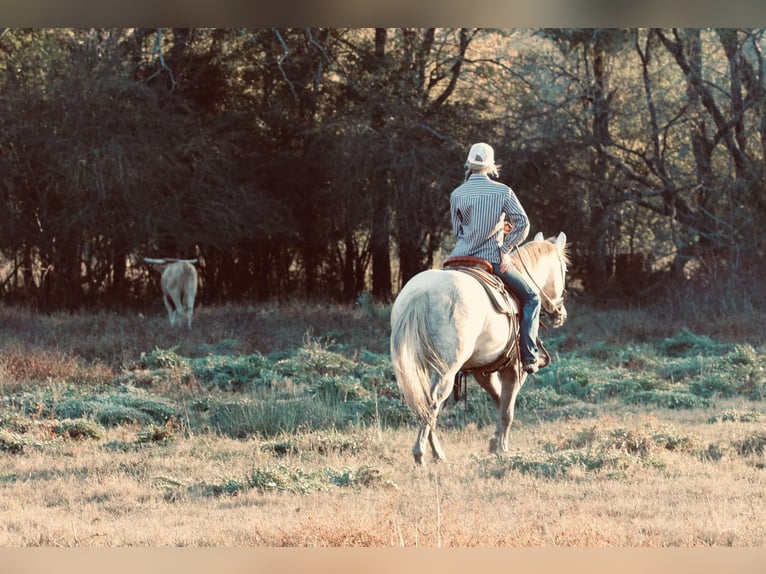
[510,238,570,272]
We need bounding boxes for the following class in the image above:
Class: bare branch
[273,29,300,101]
[143,28,177,89]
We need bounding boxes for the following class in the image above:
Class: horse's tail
[390,291,447,426]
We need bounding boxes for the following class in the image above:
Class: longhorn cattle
[144,258,198,329]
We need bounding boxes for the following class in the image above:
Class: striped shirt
[449,173,530,264]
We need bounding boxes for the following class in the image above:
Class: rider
[449,142,543,374]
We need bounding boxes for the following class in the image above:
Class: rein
[512,244,566,312]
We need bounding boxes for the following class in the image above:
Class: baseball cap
[466,142,495,167]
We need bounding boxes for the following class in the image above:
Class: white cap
[466,142,495,167]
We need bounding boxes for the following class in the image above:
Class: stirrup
[523,361,539,374]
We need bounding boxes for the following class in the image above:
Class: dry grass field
[0,298,765,547]
[1,411,765,546]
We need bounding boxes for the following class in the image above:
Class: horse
[390,232,569,465]
[144,258,199,330]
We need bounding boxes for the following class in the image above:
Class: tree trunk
[370,28,392,301]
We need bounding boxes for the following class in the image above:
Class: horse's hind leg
[412,370,455,465]
[413,424,447,466]
[413,425,430,465]
[428,428,446,460]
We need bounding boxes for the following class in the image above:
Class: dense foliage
[1,28,765,310]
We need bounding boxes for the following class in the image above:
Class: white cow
[144,258,198,329]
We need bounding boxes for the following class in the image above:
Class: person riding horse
[449,142,543,374]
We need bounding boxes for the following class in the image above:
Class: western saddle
[442,255,550,388]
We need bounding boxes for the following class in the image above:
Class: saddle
[442,255,551,387]
[443,256,517,318]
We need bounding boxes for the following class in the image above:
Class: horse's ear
[533,232,544,242]
[554,232,567,250]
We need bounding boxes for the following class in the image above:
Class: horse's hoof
[488,438,498,453]
[414,454,425,466]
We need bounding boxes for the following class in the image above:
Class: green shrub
[733,432,766,456]
[657,356,709,382]
[580,341,646,366]
[262,432,370,458]
[598,374,668,401]
[658,328,725,357]
[110,393,178,424]
[203,477,248,496]
[707,409,763,423]
[203,461,393,497]
[356,395,415,427]
[698,442,731,462]
[208,398,345,438]
[0,429,28,454]
[557,377,598,401]
[529,404,599,422]
[688,374,738,398]
[137,424,176,444]
[735,376,766,401]
[541,360,595,400]
[651,425,698,452]
[113,369,176,388]
[516,387,577,411]
[190,353,272,392]
[599,377,637,400]
[139,347,187,369]
[625,389,708,409]
[727,344,757,366]
[0,413,30,434]
[53,398,95,419]
[313,375,370,401]
[95,405,154,426]
[327,465,393,488]
[356,292,391,324]
[53,390,178,427]
[55,418,103,440]
[245,465,328,495]
[476,449,641,480]
[349,351,399,398]
[261,439,296,457]
[273,337,356,380]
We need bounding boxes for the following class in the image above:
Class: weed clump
[0,429,28,454]
[54,418,103,440]
[201,462,394,496]
[733,432,766,457]
[658,328,726,357]
[707,409,763,423]
[480,421,698,480]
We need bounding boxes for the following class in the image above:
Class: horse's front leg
[491,365,524,453]
[473,371,507,454]
[472,371,502,408]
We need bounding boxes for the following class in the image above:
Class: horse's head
[528,232,569,328]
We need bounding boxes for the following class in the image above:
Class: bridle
[513,244,568,323]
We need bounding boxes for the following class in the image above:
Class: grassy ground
[0,297,764,546]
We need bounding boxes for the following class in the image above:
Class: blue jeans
[492,262,541,364]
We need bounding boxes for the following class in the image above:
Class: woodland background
[0,28,765,311]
